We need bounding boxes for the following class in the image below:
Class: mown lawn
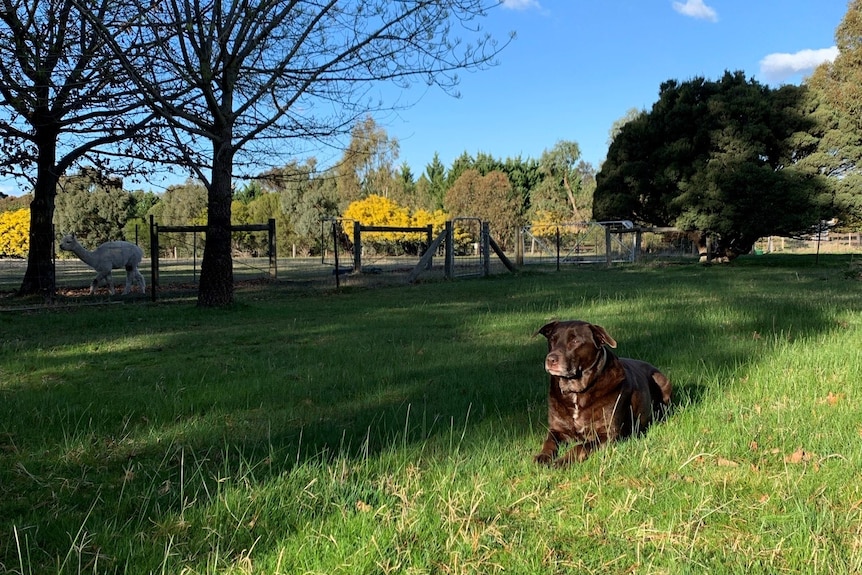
[1,255,860,574]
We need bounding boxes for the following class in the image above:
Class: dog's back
[620,357,672,422]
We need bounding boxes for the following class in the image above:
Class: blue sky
[381,0,849,176]
[0,0,850,196]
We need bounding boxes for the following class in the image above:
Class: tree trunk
[562,173,583,222]
[695,231,711,263]
[18,132,60,297]
[197,140,235,307]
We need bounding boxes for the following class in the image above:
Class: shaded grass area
[1,254,860,574]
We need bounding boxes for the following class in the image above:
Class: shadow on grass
[0,255,856,571]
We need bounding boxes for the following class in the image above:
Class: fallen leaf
[785,448,815,464]
[821,392,844,406]
[786,449,804,464]
[717,457,739,467]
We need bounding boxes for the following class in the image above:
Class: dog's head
[536,320,617,392]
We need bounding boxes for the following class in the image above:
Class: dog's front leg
[553,440,602,467]
[534,431,562,465]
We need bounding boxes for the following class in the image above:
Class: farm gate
[320,218,514,284]
[407,219,515,282]
[351,220,434,273]
[449,217,484,277]
[148,216,276,299]
[517,221,638,268]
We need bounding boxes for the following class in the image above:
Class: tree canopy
[531,140,594,223]
[444,168,519,248]
[808,0,862,228]
[336,117,401,208]
[810,0,862,136]
[54,168,130,247]
[594,71,831,259]
[0,0,155,295]
[95,0,508,306]
[258,159,338,256]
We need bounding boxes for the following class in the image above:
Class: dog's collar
[561,346,608,395]
[591,345,608,374]
[583,345,608,382]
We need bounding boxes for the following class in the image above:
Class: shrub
[0,208,29,257]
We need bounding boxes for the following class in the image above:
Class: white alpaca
[59,234,146,295]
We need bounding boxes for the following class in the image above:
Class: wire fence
[518,223,701,267]
[0,255,362,295]
[0,250,513,298]
[3,227,859,299]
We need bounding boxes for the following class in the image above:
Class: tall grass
[1,255,860,574]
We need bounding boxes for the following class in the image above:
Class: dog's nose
[546,353,559,368]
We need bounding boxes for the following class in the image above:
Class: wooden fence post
[149,214,159,301]
[268,218,277,278]
[425,225,433,270]
[445,220,454,279]
[515,226,524,266]
[333,221,341,288]
[488,235,516,272]
[605,226,612,266]
[555,227,561,272]
[481,221,490,277]
[353,220,361,273]
[408,229,447,283]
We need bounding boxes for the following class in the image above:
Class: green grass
[1,254,861,574]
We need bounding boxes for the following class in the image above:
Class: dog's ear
[590,323,617,348]
[534,321,557,339]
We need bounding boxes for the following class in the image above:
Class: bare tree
[0,0,157,296]
[100,0,509,306]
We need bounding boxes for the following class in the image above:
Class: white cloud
[672,0,718,22]
[759,46,839,83]
[501,0,540,10]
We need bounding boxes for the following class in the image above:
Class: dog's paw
[551,445,589,467]
[533,452,555,466]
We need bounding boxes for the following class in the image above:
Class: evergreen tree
[423,153,448,210]
[594,71,830,259]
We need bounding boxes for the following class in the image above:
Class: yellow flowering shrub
[530,209,565,238]
[410,208,449,235]
[0,208,30,257]
[531,209,588,240]
[343,194,412,243]
[344,196,457,254]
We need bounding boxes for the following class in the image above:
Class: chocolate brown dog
[534,320,672,466]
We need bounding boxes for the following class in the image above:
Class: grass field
[1,255,860,574]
